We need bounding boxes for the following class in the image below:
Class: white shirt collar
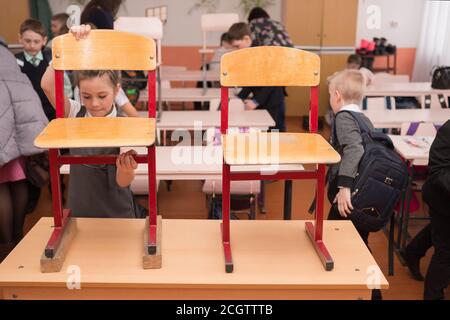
[340,104,362,113]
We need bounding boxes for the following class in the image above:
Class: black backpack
[431,66,450,89]
[330,111,408,232]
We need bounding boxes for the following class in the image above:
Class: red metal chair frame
[220,66,332,274]
[45,45,158,260]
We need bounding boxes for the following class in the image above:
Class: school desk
[0,218,388,300]
[158,110,275,131]
[387,135,434,275]
[139,88,225,102]
[364,82,450,108]
[60,147,305,220]
[160,69,220,82]
[362,108,450,129]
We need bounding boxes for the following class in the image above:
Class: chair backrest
[201,13,239,51]
[220,46,321,133]
[114,17,163,65]
[401,122,438,136]
[201,13,239,32]
[372,72,410,85]
[220,46,320,87]
[52,30,157,71]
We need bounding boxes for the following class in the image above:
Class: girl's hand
[70,24,91,41]
[333,187,354,218]
[116,150,138,173]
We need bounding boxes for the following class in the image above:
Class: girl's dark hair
[248,7,270,22]
[81,0,123,25]
[74,70,121,88]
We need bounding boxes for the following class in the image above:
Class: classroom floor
[22,116,448,300]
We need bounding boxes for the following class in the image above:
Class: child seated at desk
[227,22,286,132]
[41,24,146,218]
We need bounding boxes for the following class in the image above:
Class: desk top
[223,133,341,165]
[365,82,450,96]
[160,69,220,82]
[0,218,388,291]
[34,118,156,149]
[60,146,306,179]
[159,110,275,130]
[140,88,224,102]
[389,135,434,164]
[363,108,450,129]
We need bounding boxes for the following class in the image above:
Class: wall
[356,0,425,78]
[48,0,282,46]
[48,0,424,76]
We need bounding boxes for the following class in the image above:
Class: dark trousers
[328,205,370,248]
[277,101,286,132]
[406,223,432,258]
[424,208,450,300]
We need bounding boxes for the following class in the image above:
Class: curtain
[412,1,450,81]
[29,0,53,39]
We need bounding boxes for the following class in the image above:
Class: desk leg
[284,180,292,220]
[401,166,415,250]
[258,181,267,214]
[305,165,334,271]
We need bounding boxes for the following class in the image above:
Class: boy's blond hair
[328,69,365,104]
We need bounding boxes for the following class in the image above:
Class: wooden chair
[34,30,160,272]
[219,46,341,273]
[200,13,239,91]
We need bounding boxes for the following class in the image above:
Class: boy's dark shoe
[400,248,424,281]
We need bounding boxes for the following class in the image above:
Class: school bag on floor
[329,111,408,232]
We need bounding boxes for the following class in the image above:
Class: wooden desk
[389,135,434,263]
[365,82,450,97]
[389,135,434,166]
[140,88,224,102]
[160,69,220,82]
[0,218,388,300]
[60,146,305,192]
[158,110,275,131]
[364,82,450,109]
[363,109,450,129]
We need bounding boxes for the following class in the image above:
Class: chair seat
[222,132,340,165]
[35,118,156,149]
[203,180,261,195]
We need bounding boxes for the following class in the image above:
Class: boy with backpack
[327,69,407,245]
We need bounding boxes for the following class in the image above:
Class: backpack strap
[336,110,372,134]
[336,110,394,149]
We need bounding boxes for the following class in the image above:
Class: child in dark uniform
[41,25,145,218]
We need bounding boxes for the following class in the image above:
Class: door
[0,0,30,45]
